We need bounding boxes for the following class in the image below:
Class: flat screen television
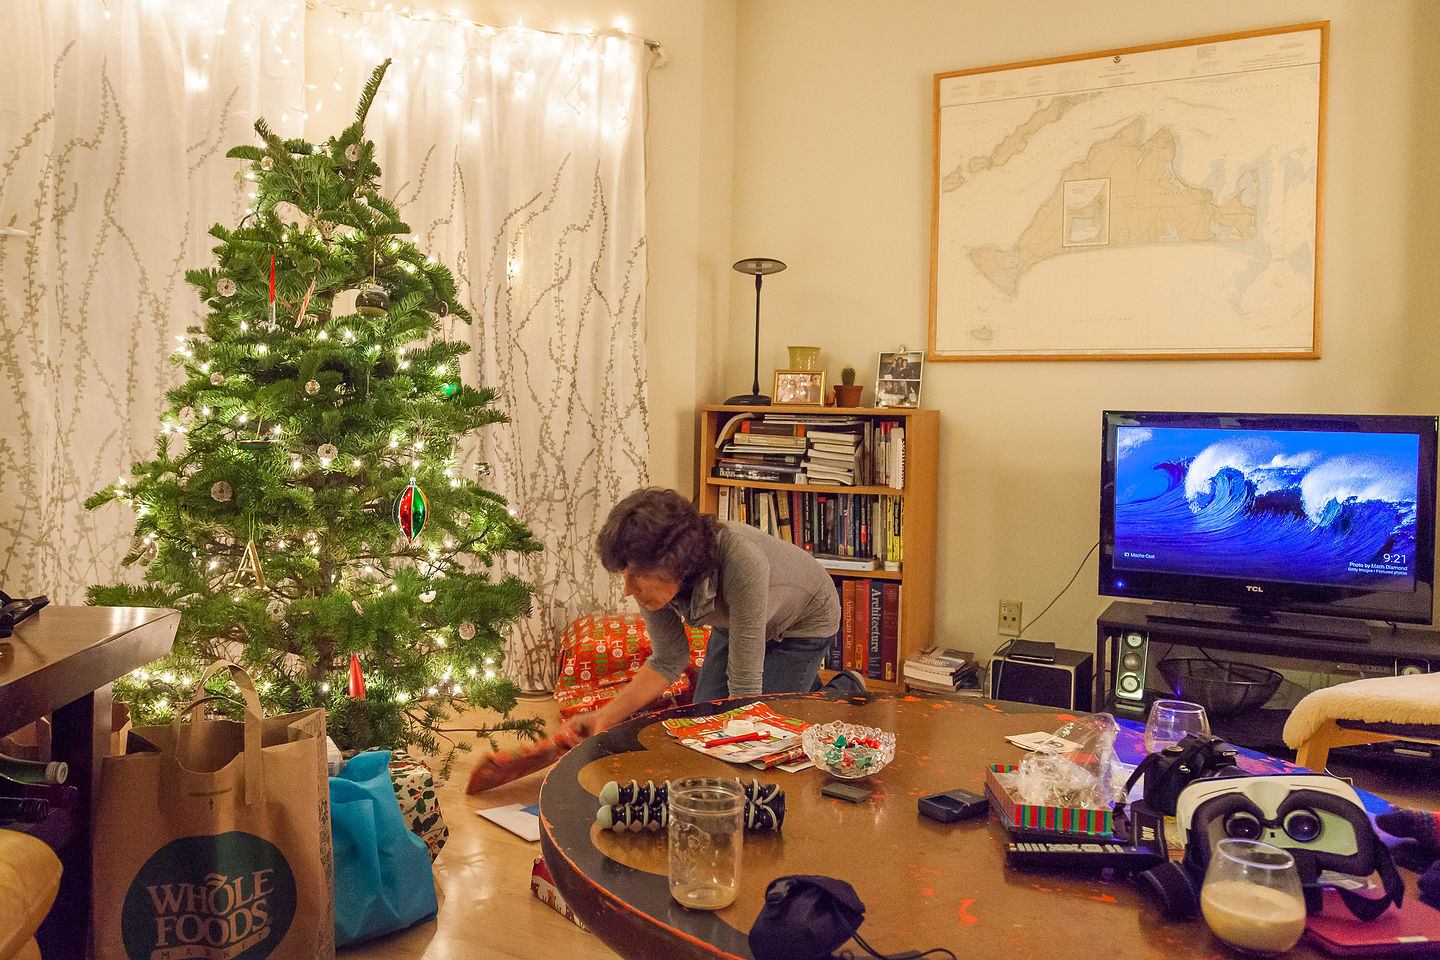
[1100,411,1438,632]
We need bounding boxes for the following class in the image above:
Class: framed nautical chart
[929,22,1327,361]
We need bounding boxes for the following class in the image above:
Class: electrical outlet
[997,599,1022,637]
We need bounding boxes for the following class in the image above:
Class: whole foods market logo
[122,832,297,960]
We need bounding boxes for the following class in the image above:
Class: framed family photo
[773,369,826,406]
[875,351,923,407]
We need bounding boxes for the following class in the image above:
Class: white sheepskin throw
[1282,671,1440,748]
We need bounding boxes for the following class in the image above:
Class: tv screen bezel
[1099,410,1438,626]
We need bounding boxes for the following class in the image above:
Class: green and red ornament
[394,480,428,543]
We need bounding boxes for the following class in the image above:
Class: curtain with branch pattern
[0,0,304,611]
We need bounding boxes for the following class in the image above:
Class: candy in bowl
[802,721,896,779]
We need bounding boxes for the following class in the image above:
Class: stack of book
[902,647,980,695]
[713,419,808,483]
[803,425,863,485]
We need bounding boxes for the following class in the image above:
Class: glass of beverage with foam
[1200,839,1305,956]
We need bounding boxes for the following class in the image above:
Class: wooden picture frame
[876,351,923,408]
[772,369,826,406]
[929,22,1327,361]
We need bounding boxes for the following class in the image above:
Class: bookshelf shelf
[697,404,939,692]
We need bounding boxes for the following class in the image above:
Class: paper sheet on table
[1004,731,1083,753]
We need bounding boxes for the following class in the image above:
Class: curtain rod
[304,0,664,51]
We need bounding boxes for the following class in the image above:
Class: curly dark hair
[596,487,721,587]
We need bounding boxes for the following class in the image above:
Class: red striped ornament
[394,480,428,543]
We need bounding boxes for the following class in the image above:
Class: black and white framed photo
[875,351,923,407]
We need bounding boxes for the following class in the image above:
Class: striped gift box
[984,763,1113,838]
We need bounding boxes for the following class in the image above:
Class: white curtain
[322,10,655,689]
[0,0,304,603]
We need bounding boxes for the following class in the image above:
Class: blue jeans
[693,628,838,703]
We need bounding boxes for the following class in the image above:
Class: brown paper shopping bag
[93,661,335,960]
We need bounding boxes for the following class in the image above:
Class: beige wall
[728,0,1440,664]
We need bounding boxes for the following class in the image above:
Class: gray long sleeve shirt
[640,521,841,697]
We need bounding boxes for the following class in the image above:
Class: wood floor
[339,696,1437,960]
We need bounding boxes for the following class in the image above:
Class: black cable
[846,932,956,960]
[1017,540,1099,635]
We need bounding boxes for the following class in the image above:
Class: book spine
[717,488,730,522]
[851,578,867,676]
[881,582,900,684]
[828,577,844,670]
[867,579,883,680]
[841,579,857,670]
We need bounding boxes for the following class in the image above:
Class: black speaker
[989,648,1093,710]
[1394,657,1435,676]
[1113,630,1149,704]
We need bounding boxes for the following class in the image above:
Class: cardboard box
[984,763,1112,839]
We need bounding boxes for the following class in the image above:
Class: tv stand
[1143,602,1374,644]
[1094,600,1438,750]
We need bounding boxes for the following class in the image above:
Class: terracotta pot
[833,384,863,407]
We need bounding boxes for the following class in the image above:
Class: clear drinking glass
[668,778,745,910]
[1144,699,1211,754]
[1200,839,1306,956]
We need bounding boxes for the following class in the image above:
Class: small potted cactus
[833,366,863,408]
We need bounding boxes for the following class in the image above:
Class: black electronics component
[1004,839,1167,872]
[918,789,988,823]
[821,781,873,803]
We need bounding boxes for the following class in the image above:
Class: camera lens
[1284,809,1322,843]
[1224,812,1263,840]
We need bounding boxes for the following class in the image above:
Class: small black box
[989,647,1093,711]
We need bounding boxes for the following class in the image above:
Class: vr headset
[1139,774,1404,922]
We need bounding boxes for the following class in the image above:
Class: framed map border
[928,22,1328,362]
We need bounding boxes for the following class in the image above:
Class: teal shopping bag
[331,750,439,946]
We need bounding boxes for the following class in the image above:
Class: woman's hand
[569,709,611,739]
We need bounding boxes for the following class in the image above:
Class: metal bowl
[1157,658,1283,718]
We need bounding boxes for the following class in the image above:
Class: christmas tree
[86,61,545,763]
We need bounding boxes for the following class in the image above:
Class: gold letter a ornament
[232,539,267,590]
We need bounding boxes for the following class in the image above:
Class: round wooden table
[537,691,1372,960]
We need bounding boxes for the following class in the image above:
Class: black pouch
[750,875,865,960]
[749,875,956,960]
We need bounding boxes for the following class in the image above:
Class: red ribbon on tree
[348,652,366,698]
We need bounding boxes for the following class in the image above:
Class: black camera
[1126,733,1241,816]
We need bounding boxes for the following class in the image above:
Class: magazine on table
[662,701,815,772]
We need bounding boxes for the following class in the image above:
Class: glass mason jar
[668,778,745,910]
[1200,839,1306,956]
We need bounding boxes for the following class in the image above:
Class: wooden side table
[0,605,178,958]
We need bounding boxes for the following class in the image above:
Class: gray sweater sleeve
[639,603,692,684]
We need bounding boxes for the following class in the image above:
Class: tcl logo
[1245,585,1264,593]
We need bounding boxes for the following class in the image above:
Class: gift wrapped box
[984,763,1113,839]
[530,856,589,931]
[553,613,709,720]
[390,750,449,860]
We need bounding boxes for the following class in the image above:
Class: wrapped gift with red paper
[553,613,709,720]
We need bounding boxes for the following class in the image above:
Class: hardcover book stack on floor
[902,647,981,695]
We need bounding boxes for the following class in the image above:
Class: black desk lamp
[726,257,787,406]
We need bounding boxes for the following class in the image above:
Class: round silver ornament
[210,481,232,502]
[345,143,361,162]
[419,590,436,603]
[217,277,237,297]
[260,156,274,171]
[211,372,225,386]
[266,599,286,622]
[457,621,476,641]
[318,443,339,461]
[304,379,320,396]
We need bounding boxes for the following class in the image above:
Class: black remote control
[1004,839,1167,871]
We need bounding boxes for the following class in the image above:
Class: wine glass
[1200,839,1306,956]
[1144,699,1210,754]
